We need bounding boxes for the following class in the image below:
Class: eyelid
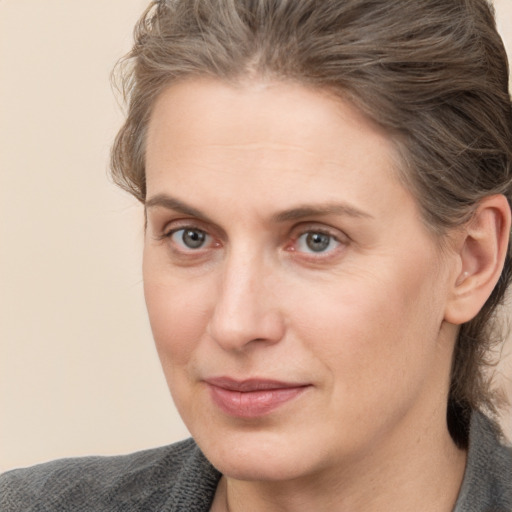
[290,222,350,242]
[157,220,223,257]
[155,217,214,239]
[285,223,350,259]
[170,227,212,251]
[152,217,348,261]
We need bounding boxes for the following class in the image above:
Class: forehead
[145,78,418,226]
[147,78,392,154]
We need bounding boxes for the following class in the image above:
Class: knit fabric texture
[1,411,510,511]
[0,438,220,511]
[453,411,511,511]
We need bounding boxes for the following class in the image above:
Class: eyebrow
[145,194,373,223]
[145,194,211,222]
[272,204,373,222]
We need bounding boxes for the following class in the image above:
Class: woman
[1,0,511,510]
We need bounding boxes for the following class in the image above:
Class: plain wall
[1,0,511,472]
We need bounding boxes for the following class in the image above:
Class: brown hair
[111,0,512,447]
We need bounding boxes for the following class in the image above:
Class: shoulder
[0,438,221,512]
[454,411,512,512]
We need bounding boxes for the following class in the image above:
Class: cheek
[143,257,213,368]
[290,256,446,384]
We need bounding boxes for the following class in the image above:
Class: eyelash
[160,223,347,260]
[288,228,343,256]
[164,227,218,251]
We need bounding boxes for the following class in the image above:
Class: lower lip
[207,384,309,418]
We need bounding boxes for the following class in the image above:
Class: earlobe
[444,194,511,325]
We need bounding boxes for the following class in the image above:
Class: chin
[212,452,310,482]
[195,428,323,482]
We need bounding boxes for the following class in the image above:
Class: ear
[444,194,511,325]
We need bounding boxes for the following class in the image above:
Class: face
[143,79,459,481]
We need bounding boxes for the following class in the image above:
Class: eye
[296,231,341,254]
[170,228,211,250]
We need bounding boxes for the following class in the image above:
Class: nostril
[207,305,285,351]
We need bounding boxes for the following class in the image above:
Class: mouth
[204,377,311,418]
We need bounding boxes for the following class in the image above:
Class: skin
[143,79,472,511]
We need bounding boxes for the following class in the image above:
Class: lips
[205,377,310,418]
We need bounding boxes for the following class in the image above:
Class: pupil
[183,229,205,249]
[306,232,330,252]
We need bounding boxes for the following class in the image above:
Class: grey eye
[297,231,340,253]
[172,228,208,249]
[306,232,330,252]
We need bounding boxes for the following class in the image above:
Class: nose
[207,250,285,351]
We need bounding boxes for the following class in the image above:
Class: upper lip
[205,377,310,392]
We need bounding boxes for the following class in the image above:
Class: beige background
[1,0,511,472]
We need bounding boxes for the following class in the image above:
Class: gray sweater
[1,412,510,511]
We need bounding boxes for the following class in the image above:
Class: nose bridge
[208,242,283,350]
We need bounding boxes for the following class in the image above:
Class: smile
[205,377,311,418]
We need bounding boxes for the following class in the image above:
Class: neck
[211,411,467,512]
